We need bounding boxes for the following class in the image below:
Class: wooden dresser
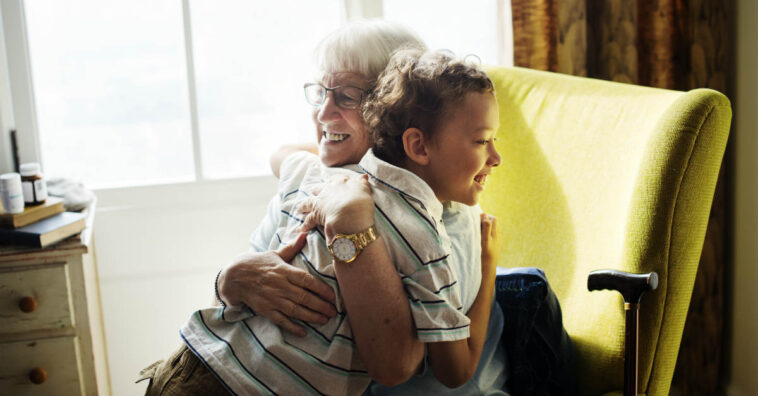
[0,207,110,395]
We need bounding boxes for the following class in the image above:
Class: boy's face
[313,71,372,167]
[424,92,501,206]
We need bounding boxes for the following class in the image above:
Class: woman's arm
[221,171,423,385]
[216,236,341,335]
[426,213,498,388]
[336,235,425,386]
[217,192,338,335]
[298,175,425,386]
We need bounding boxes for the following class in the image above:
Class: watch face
[332,237,357,262]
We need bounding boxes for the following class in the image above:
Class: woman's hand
[297,174,375,241]
[217,232,337,337]
[480,213,498,273]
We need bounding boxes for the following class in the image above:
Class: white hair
[313,19,427,82]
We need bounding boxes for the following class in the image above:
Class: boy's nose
[487,143,501,167]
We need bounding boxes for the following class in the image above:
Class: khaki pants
[137,344,232,396]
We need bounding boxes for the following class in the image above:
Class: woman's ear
[402,128,431,166]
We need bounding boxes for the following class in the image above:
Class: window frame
[1,0,41,172]
[0,0,512,208]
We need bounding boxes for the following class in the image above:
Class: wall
[0,2,15,173]
[729,0,758,394]
[92,177,278,395]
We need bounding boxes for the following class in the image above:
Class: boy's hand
[480,213,498,271]
[427,213,500,388]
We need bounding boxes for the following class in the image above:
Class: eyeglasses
[303,83,365,110]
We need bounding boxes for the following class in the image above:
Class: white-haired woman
[139,20,507,396]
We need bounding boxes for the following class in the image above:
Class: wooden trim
[511,0,558,71]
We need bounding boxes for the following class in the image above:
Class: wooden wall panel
[557,0,587,76]
[591,0,638,83]
[511,0,558,71]
[670,2,733,395]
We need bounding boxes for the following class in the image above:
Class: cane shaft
[625,303,639,396]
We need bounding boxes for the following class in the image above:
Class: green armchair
[481,66,731,395]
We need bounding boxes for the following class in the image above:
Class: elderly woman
[140,20,507,395]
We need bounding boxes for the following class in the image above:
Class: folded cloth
[495,267,576,396]
[46,177,96,211]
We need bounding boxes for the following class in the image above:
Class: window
[22,0,341,188]
[189,1,341,179]
[25,0,195,187]
[6,0,511,189]
[383,0,500,65]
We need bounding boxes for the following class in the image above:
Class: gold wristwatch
[328,225,377,263]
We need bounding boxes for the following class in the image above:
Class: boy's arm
[427,213,498,388]
[270,142,319,178]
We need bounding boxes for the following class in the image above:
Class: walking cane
[588,270,659,396]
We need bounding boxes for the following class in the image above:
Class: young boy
[181,49,501,395]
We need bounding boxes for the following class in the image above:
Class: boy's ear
[402,128,431,166]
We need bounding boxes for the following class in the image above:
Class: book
[0,211,86,248]
[0,196,65,228]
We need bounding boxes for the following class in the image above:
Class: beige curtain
[509,0,734,394]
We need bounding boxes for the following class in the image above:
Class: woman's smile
[323,131,350,142]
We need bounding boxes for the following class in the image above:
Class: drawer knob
[29,367,47,384]
[19,296,37,313]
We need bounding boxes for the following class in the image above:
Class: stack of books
[0,197,86,248]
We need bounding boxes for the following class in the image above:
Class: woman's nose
[316,91,341,123]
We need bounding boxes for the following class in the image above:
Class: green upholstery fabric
[481,66,731,396]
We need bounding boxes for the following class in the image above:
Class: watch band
[329,225,377,263]
[351,225,377,251]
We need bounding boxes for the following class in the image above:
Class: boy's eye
[477,137,497,146]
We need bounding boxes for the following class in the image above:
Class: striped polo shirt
[181,150,470,395]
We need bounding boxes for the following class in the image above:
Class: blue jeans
[495,267,576,396]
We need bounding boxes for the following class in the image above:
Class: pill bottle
[19,162,47,206]
[0,172,25,213]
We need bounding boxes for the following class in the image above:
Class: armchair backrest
[481,66,731,395]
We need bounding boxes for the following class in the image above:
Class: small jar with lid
[20,162,48,206]
[0,172,25,213]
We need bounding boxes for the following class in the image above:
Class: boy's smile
[474,173,489,187]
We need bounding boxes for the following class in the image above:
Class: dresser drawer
[0,336,81,396]
[0,264,74,335]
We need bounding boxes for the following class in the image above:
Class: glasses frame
[303,83,366,110]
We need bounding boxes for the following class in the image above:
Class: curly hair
[362,49,495,166]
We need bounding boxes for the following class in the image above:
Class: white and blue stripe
[181,150,470,395]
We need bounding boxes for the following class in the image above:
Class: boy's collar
[358,149,443,222]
